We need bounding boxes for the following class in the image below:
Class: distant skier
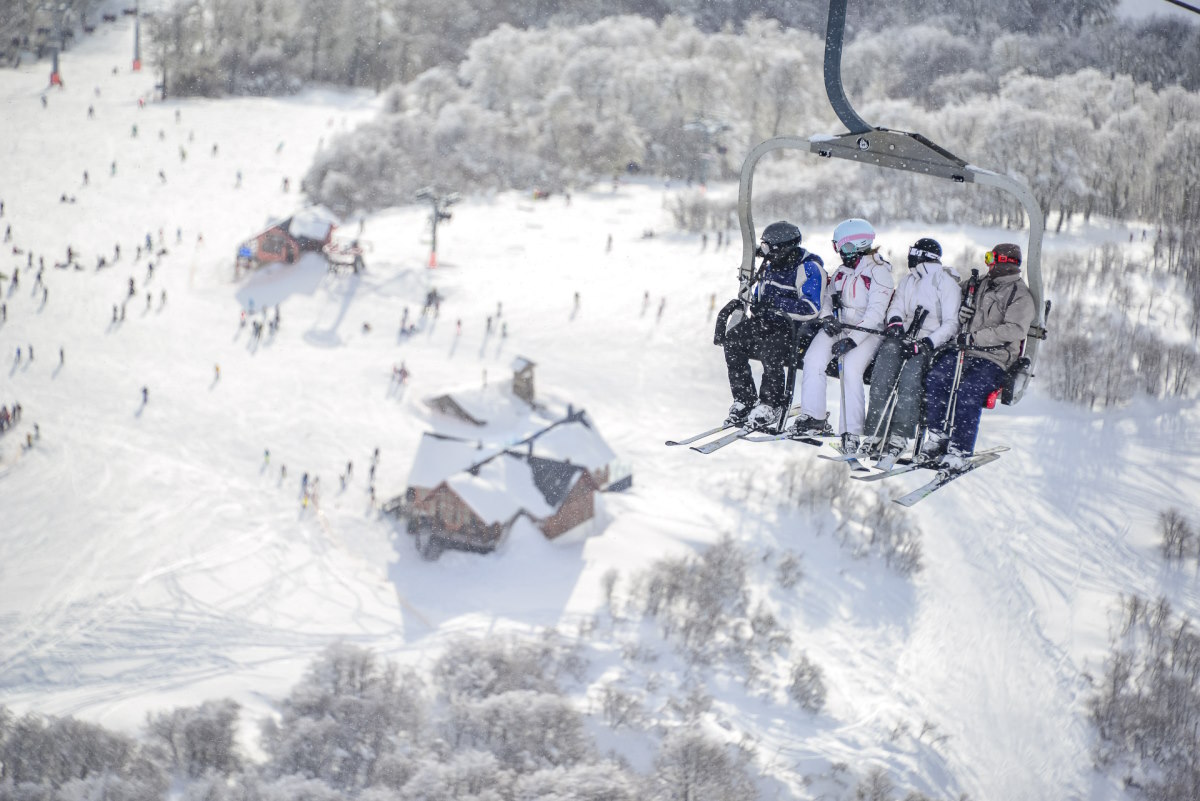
[141,386,148,404]
[919,243,1035,470]
[716,221,825,430]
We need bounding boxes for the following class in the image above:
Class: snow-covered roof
[446,454,556,524]
[530,418,615,472]
[286,206,338,241]
[526,456,587,507]
[407,433,494,489]
[511,356,535,373]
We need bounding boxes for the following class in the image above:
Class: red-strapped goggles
[984,251,1020,266]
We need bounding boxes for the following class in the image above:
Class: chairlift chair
[735,0,1050,405]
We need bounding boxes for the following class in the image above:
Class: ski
[668,404,802,448]
[819,451,869,471]
[892,452,1001,507]
[691,427,752,454]
[852,460,924,482]
[693,419,822,454]
[853,446,1008,483]
[743,432,831,447]
[666,423,733,447]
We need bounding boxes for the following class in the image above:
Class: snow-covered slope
[3,18,1199,801]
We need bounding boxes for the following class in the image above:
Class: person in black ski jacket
[716,221,826,430]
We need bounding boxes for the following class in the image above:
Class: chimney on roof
[512,357,535,405]
[567,403,574,417]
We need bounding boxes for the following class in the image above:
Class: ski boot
[938,446,971,472]
[745,403,781,431]
[788,413,830,439]
[875,435,908,471]
[917,430,948,464]
[724,401,751,427]
[855,435,881,459]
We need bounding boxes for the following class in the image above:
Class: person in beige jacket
[919,243,1036,469]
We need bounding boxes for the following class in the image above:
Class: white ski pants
[799,330,881,435]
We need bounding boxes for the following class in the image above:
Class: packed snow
[2,15,1199,801]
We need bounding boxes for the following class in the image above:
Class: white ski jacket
[885,259,961,347]
[820,251,894,345]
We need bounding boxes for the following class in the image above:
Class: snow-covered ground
[3,16,1199,801]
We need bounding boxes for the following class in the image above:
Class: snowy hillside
[3,15,1200,801]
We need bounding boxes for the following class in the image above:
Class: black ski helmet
[759,221,802,258]
[908,237,942,271]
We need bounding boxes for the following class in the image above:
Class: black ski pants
[724,312,795,409]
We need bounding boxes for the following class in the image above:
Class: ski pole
[943,346,966,437]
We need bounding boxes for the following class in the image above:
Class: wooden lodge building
[236,206,337,272]
[399,413,619,556]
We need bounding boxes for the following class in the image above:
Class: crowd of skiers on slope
[717,218,1035,471]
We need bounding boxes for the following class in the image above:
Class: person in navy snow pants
[923,351,1005,456]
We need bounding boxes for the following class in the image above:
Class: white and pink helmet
[832,218,875,259]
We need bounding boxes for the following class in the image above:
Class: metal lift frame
[735,0,1048,403]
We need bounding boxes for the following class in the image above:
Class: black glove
[821,317,843,337]
[955,331,973,348]
[912,337,934,357]
[831,338,857,357]
[884,317,905,339]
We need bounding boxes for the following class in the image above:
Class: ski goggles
[984,250,1020,266]
[909,246,939,262]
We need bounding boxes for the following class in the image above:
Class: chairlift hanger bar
[1161,0,1200,15]
[736,0,1048,402]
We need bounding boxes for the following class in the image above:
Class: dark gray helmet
[759,221,802,258]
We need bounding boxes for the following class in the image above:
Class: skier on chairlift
[789,218,894,453]
[718,221,825,430]
[919,243,1035,470]
[860,237,961,469]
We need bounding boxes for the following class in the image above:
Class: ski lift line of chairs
[732,0,1051,421]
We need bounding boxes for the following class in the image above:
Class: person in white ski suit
[790,218,894,452]
[860,237,961,468]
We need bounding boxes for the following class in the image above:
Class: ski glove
[831,338,857,357]
[955,332,974,348]
[958,302,975,326]
[912,337,934,357]
[884,317,905,339]
[821,317,843,337]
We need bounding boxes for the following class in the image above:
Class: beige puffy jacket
[963,268,1036,370]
